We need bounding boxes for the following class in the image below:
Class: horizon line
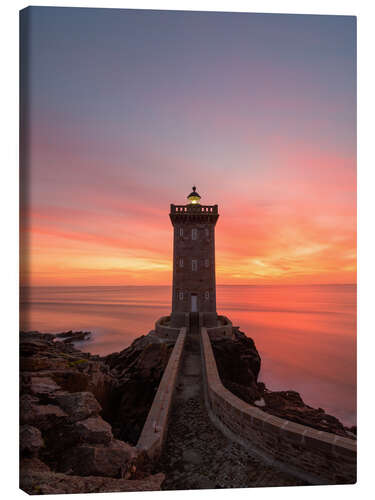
[20,283,357,288]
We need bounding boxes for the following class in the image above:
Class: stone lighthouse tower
[169,187,219,327]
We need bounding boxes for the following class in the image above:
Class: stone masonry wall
[155,316,181,340]
[171,215,217,315]
[200,327,356,484]
[136,328,187,459]
[206,315,234,339]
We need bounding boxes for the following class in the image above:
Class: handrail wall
[136,327,186,459]
[200,327,356,484]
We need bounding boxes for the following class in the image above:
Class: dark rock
[211,328,262,404]
[19,330,170,492]
[103,336,174,444]
[29,376,62,396]
[21,456,51,473]
[48,370,92,393]
[20,468,165,495]
[55,330,92,343]
[20,395,69,430]
[60,439,137,478]
[51,391,102,423]
[210,329,355,439]
[20,394,40,423]
[73,416,113,444]
[20,425,44,456]
[260,388,352,438]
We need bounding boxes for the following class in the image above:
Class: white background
[1,1,374,499]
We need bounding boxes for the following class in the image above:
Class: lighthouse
[169,187,219,327]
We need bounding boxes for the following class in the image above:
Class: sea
[20,284,356,427]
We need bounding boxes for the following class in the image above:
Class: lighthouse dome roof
[187,186,201,203]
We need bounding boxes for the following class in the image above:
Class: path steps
[159,318,307,490]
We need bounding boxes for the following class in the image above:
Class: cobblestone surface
[159,325,307,490]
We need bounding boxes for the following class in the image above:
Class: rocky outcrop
[20,425,44,456]
[59,439,137,477]
[19,331,171,494]
[20,461,165,495]
[211,328,262,403]
[211,328,355,439]
[55,330,91,343]
[51,391,102,422]
[103,334,175,444]
[258,388,354,438]
[20,325,355,494]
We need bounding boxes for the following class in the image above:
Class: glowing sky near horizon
[20,7,356,286]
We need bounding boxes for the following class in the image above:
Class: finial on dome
[187,186,201,204]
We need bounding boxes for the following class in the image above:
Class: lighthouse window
[205,259,209,268]
[192,228,197,240]
[179,227,184,237]
[179,258,184,268]
[205,291,210,300]
[179,291,184,300]
[192,259,198,271]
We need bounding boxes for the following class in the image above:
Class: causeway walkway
[159,317,306,489]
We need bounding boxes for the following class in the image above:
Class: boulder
[60,440,137,478]
[30,376,62,396]
[73,416,113,445]
[20,425,44,456]
[52,391,102,422]
[20,394,40,423]
[20,394,69,430]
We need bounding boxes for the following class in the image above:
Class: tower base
[170,311,217,328]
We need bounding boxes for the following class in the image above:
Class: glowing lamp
[187,186,201,205]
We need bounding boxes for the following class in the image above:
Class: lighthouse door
[191,294,198,312]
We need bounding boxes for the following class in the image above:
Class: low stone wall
[206,315,233,339]
[136,327,187,459]
[200,327,356,484]
[155,316,180,340]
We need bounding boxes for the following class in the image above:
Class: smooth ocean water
[20,284,356,426]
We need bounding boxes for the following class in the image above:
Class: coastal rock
[210,329,355,439]
[52,391,102,423]
[260,389,352,438]
[73,416,113,444]
[20,333,55,357]
[103,335,174,444]
[20,394,40,423]
[55,330,91,343]
[60,439,137,478]
[19,330,168,492]
[20,395,69,430]
[21,356,69,372]
[20,425,44,456]
[20,469,165,495]
[211,328,262,404]
[29,376,62,396]
[21,456,51,473]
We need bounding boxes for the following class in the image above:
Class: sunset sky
[20,7,356,286]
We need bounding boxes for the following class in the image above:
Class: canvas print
[19,6,356,494]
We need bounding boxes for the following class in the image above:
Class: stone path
[159,322,307,490]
